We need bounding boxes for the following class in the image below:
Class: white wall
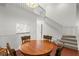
[43,17,63,41]
[76,12,79,50]
[62,26,77,35]
[40,3,76,27]
[0,4,37,49]
[76,26,79,50]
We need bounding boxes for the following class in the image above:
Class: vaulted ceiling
[0,3,78,27]
[39,3,76,27]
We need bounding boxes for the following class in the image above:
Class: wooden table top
[20,40,53,56]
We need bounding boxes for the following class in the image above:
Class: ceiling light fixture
[26,3,39,8]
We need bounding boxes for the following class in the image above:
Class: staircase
[60,35,78,50]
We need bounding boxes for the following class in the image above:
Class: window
[16,23,29,33]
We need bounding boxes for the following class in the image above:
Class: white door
[37,19,44,40]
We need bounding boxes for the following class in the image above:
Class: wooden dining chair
[43,35,52,42]
[0,48,8,56]
[6,43,16,56]
[21,36,31,44]
[16,50,24,56]
[55,46,64,56]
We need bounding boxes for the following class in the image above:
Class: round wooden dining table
[20,40,53,56]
